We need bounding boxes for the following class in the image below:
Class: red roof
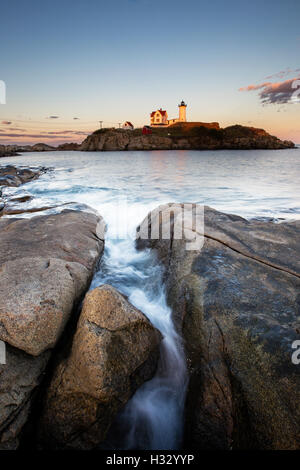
[150,109,167,117]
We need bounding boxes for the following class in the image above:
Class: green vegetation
[92,124,224,139]
[92,128,114,135]
[90,123,269,144]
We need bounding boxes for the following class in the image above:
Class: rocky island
[80,123,295,152]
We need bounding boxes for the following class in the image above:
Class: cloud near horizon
[0,129,90,139]
[40,130,88,136]
[1,127,26,132]
[239,74,300,105]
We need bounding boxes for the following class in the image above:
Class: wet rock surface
[0,165,44,187]
[137,204,300,450]
[0,208,105,449]
[39,285,161,449]
[0,165,93,219]
[0,166,47,217]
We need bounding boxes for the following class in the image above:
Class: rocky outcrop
[80,125,295,151]
[0,142,79,155]
[0,143,57,157]
[0,165,44,188]
[137,204,300,450]
[0,196,85,217]
[80,131,174,151]
[220,125,294,149]
[0,143,55,157]
[0,209,104,449]
[30,143,56,152]
[0,165,49,217]
[57,142,80,151]
[0,145,18,158]
[40,285,161,449]
[0,345,50,450]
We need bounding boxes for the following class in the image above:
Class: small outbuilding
[122,121,134,130]
[142,125,152,135]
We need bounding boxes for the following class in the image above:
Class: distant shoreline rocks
[0,145,19,158]
[0,142,80,158]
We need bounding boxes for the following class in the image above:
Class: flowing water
[1,148,300,448]
[91,238,188,449]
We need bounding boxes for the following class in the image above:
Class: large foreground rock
[137,204,300,450]
[0,209,104,448]
[40,285,161,449]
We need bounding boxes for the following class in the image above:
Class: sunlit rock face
[39,285,161,450]
[0,207,104,449]
[137,203,300,450]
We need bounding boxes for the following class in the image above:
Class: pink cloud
[239,82,271,92]
[239,74,300,104]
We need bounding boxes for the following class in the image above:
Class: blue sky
[0,0,299,144]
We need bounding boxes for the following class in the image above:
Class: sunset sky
[0,0,299,145]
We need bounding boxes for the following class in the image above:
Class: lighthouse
[149,100,188,126]
[178,100,187,122]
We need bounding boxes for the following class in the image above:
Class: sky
[0,0,299,145]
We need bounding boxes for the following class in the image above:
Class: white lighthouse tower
[178,100,187,122]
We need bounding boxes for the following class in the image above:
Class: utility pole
[99,121,103,129]
[118,122,121,129]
